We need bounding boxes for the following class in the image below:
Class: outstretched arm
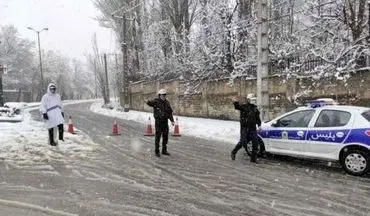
[232,96,244,111]
[146,99,156,107]
[233,102,244,111]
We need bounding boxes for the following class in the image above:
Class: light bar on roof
[306,100,329,108]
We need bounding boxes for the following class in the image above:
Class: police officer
[145,89,175,157]
[231,94,261,163]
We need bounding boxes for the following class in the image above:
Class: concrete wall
[127,70,370,120]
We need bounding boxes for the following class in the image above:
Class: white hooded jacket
[40,83,65,129]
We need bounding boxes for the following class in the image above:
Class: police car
[249,99,370,176]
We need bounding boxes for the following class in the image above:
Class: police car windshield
[362,110,370,123]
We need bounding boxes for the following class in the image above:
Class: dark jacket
[147,98,174,123]
[234,102,261,130]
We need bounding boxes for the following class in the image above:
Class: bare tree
[87,34,110,104]
[158,0,197,53]
[94,0,144,80]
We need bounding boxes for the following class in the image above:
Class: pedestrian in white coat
[40,83,65,146]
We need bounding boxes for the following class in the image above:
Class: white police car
[250,99,370,176]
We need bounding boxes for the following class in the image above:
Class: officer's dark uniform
[231,101,262,163]
[146,98,174,157]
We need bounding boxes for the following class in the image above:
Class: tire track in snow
[69,105,265,216]
[0,198,77,216]
[55,102,370,216]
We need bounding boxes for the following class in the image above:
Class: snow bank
[0,106,100,168]
[90,100,240,144]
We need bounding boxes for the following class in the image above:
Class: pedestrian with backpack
[231,94,262,163]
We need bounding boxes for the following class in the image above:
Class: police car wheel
[246,138,265,157]
[341,149,369,176]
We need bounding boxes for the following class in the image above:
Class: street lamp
[28,27,48,93]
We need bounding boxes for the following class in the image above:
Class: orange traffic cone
[172,117,181,137]
[67,116,76,134]
[144,117,155,136]
[111,119,121,136]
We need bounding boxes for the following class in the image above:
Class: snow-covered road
[0,102,369,216]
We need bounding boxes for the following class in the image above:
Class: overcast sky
[1,0,115,61]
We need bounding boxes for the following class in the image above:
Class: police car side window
[276,110,315,128]
[314,110,351,127]
[362,110,370,122]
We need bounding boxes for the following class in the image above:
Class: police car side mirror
[271,120,278,127]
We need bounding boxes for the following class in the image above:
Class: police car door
[306,109,353,159]
[268,109,316,153]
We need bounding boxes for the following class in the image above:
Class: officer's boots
[162,146,170,156]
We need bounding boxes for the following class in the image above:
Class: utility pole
[103,53,110,104]
[368,1,370,38]
[115,54,119,76]
[121,15,130,112]
[367,1,370,67]
[0,64,4,107]
[93,59,98,98]
[257,0,269,122]
[115,54,120,102]
[111,1,139,112]
[289,0,294,35]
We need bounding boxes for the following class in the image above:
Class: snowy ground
[0,101,105,215]
[0,100,101,169]
[90,100,240,145]
[0,100,369,216]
